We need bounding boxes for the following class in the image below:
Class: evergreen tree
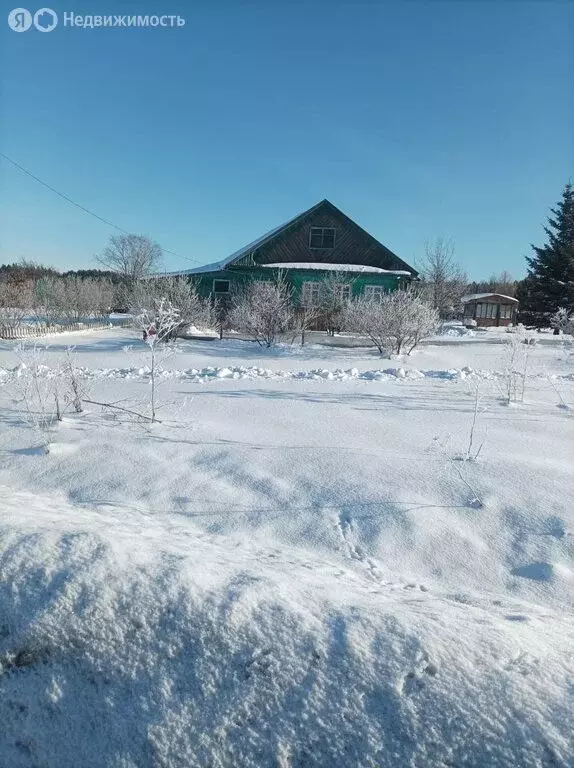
[522,183,574,325]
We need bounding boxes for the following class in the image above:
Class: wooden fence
[0,318,132,340]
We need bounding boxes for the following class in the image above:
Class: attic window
[309,227,336,249]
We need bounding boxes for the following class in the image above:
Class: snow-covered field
[0,328,573,767]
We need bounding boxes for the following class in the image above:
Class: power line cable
[0,152,201,266]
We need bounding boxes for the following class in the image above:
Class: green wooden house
[166,199,417,302]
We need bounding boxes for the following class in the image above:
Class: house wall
[190,267,406,300]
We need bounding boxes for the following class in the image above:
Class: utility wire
[0,151,201,266]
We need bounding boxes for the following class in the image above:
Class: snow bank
[1,332,573,766]
[3,361,568,386]
[437,322,475,337]
[1,488,572,768]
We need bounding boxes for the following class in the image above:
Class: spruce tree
[521,183,574,325]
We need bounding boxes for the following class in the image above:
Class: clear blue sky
[1,1,573,278]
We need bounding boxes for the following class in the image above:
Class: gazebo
[461,293,518,328]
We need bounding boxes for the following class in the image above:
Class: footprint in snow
[400,653,439,696]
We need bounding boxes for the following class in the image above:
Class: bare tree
[293,298,320,346]
[96,234,163,283]
[489,270,516,297]
[32,277,65,327]
[59,277,113,323]
[346,288,439,355]
[0,280,33,333]
[213,295,232,340]
[136,298,181,421]
[318,272,354,335]
[229,274,294,347]
[466,272,516,298]
[419,238,467,319]
[29,276,113,326]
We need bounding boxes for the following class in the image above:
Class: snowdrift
[1,488,573,768]
[1,330,573,766]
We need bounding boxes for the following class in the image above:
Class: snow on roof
[461,293,518,303]
[161,260,228,277]
[161,203,326,278]
[260,262,412,275]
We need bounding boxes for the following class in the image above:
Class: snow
[461,293,519,303]
[260,262,412,275]
[162,261,412,278]
[1,327,573,766]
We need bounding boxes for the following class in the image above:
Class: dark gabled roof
[165,199,417,276]
[315,199,417,275]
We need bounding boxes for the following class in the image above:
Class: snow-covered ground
[0,328,573,767]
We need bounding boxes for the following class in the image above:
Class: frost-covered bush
[31,276,113,326]
[59,277,113,322]
[129,277,213,339]
[317,272,354,336]
[0,279,33,333]
[229,275,294,347]
[137,298,181,421]
[551,307,574,336]
[346,289,439,355]
[503,327,533,403]
[293,297,320,345]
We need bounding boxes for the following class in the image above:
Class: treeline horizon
[0,259,520,296]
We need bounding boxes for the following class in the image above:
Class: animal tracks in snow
[398,651,440,696]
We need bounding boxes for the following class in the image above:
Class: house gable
[229,200,417,276]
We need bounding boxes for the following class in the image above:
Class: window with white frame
[364,285,384,302]
[334,283,351,302]
[500,304,513,319]
[475,303,498,319]
[301,281,321,306]
[309,227,336,249]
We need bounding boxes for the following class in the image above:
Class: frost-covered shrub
[129,277,213,339]
[503,327,533,403]
[31,276,113,326]
[551,307,574,336]
[317,273,354,336]
[229,276,294,347]
[137,298,181,421]
[0,280,33,333]
[346,289,439,355]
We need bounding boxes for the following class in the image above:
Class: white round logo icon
[8,7,32,31]
[33,7,57,31]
